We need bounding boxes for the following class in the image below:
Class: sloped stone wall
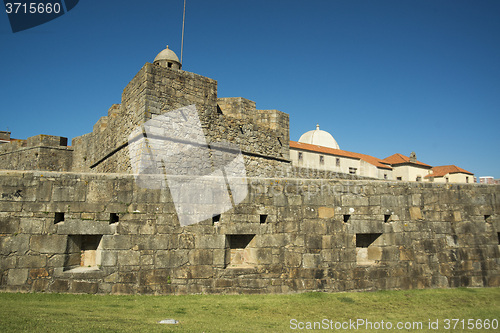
[0,170,498,294]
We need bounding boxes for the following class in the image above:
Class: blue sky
[1,0,499,178]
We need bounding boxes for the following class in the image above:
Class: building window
[298,152,303,161]
[384,174,387,180]
[319,155,324,165]
[343,214,351,223]
[212,214,221,225]
[397,177,402,181]
[466,177,469,183]
[260,214,268,224]
[167,62,172,68]
[416,176,422,182]
[384,214,391,223]
[349,167,357,175]
[336,158,340,167]
[445,177,449,183]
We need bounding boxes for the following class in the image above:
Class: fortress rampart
[1,170,498,294]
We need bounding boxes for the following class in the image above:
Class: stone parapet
[0,170,498,294]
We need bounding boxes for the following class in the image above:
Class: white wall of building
[290,149,360,175]
[392,165,430,182]
[290,148,392,179]
[429,173,473,184]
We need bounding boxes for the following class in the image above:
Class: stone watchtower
[153,45,182,70]
[71,46,290,176]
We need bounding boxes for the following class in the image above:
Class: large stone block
[0,234,30,255]
[318,206,335,218]
[18,255,47,268]
[195,235,225,249]
[101,251,118,267]
[189,265,214,279]
[19,218,44,234]
[30,235,67,253]
[35,180,53,202]
[301,219,327,235]
[100,235,133,250]
[409,206,423,220]
[7,269,28,285]
[155,250,188,268]
[342,195,369,207]
[0,202,22,212]
[188,249,213,265]
[72,281,98,294]
[117,250,140,266]
[302,254,321,268]
[56,220,113,235]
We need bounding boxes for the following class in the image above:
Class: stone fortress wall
[0,171,498,294]
[0,135,73,172]
[70,63,290,178]
[0,48,499,294]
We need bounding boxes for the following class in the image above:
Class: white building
[289,125,475,183]
[289,125,393,179]
[382,152,432,182]
[425,165,474,183]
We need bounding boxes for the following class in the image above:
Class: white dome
[298,124,340,149]
[153,45,182,69]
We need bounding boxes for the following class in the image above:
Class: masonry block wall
[0,135,73,172]
[69,64,290,177]
[0,170,498,294]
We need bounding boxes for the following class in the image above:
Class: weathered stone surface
[409,206,423,220]
[57,220,113,235]
[49,279,70,292]
[1,151,499,296]
[72,281,98,294]
[30,235,67,253]
[117,250,140,266]
[318,207,335,218]
[0,234,29,255]
[7,269,28,285]
[302,254,321,268]
[18,255,47,268]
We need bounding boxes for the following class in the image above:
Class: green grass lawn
[0,288,499,332]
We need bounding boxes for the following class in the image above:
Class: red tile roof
[424,165,473,178]
[382,153,431,168]
[289,141,392,170]
[349,151,392,170]
[290,141,357,158]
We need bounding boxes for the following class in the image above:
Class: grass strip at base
[0,287,498,332]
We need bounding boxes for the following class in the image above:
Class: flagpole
[181,0,186,65]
